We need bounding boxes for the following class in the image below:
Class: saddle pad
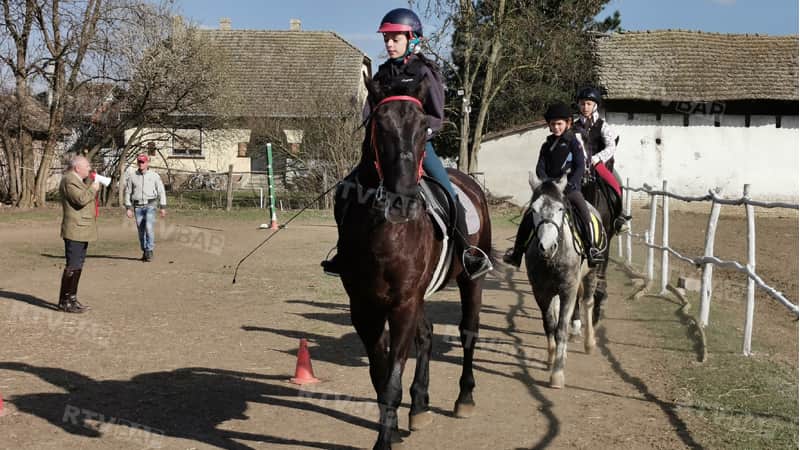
[569,203,607,253]
[453,185,480,235]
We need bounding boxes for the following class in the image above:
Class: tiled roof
[594,30,799,102]
[196,29,370,117]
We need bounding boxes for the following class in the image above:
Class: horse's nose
[538,242,547,254]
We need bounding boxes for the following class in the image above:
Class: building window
[627,112,634,121]
[714,114,721,127]
[172,129,203,157]
[683,114,690,127]
[776,115,782,129]
[745,114,751,128]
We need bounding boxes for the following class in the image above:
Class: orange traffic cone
[290,338,320,384]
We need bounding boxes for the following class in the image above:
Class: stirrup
[502,248,522,269]
[613,216,631,233]
[462,246,493,280]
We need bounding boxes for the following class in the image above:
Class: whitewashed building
[479,30,799,204]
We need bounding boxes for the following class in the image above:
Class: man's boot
[57,269,86,313]
[455,198,492,279]
[144,250,153,262]
[68,269,90,312]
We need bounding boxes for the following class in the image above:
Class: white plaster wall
[478,126,551,205]
[125,128,252,174]
[479,114,799,205]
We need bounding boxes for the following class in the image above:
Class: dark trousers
[64,239,88,269]
[566,190,594,246]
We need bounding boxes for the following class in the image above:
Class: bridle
[369,95,426,184]
[530,194,568,257]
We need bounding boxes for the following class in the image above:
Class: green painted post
[266,143,278,229]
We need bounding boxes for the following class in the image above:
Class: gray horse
[524,172,597,388]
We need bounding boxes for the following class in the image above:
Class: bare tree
[0,0,237,206]
[412,0,617,173]
[244,90,365,204]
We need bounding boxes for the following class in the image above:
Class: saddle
[567,202,608,259]
[418,176,481,298]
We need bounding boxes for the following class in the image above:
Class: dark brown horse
[579,166,622,324]
[335,76,491,449]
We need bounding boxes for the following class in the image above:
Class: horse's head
[528,172,568,259]
[363,73,429,223]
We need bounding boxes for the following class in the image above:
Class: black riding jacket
[366,54,445,140]
[535,130,586,193]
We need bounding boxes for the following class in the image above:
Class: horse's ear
[555,174,568,193]
[528,171,541,190]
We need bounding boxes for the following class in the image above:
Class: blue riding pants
[424,141,456,200]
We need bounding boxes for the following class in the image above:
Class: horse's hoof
[453,401,476,418]
[550,371,565,389]
[409,410,433,430]
[391,428,403,443]
[584,343,595,354]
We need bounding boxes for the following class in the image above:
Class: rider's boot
[321,173,354,277]
[502,209,533,269]
[455,197,492,279]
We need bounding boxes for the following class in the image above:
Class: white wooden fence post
[699,199,721,328]
[660,180,670,294]
[646,190,658,282]
[743,184,756,356]
[625,178,632,266]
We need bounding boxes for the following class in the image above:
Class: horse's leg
[453,277,482,418]
[538,292,559,369]
[374,302,419,450]
[593,259,609,324]
[350,306,392,444]
[550,283,579,389]
[582,270,598,354]
[569,289,583,341]
[408,313,433,431]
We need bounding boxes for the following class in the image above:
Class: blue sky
[176,0,799,69]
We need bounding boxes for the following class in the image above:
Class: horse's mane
[535,180,566,203]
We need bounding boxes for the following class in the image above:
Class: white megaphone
[93,173,112,187]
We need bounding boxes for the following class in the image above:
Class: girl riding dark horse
[336,74,493,450]
[574,86,630,322]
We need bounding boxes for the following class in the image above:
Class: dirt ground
[0,207,796,449]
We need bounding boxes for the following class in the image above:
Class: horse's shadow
[0,362,370,450]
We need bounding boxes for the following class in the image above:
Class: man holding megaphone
[124,154,167,262]
[58,155,99,313]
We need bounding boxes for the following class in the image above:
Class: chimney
[290,19,301,31]
[219,17,231,30]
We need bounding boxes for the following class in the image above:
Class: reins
[369,96,426,184]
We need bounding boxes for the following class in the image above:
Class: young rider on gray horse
[503,102,603,268]
[321,8,492,279]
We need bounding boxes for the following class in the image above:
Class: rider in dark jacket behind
[503,102,602,268]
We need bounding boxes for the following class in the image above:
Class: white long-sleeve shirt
[576,111,617,165]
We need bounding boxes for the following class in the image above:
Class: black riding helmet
[378,8,423,37]
[544,102,572,122]
[576,86,603,104]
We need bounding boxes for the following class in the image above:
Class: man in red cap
[124,153,167,261]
